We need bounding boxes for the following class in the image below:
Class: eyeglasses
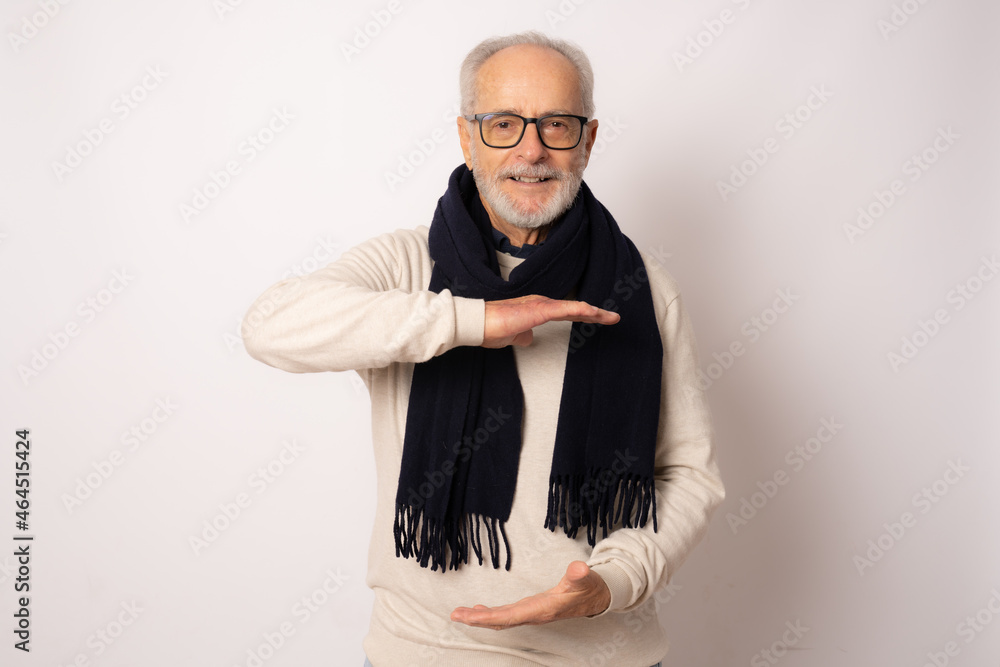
[464,112,589,150]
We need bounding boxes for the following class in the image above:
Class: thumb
[564,560,593,585]
[511,329,534,347]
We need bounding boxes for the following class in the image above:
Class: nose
[515,121,549,162]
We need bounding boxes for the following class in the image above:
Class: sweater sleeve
[587,287,725,614]
[241,228,486,373]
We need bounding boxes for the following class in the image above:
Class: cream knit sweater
[243,225,724,666]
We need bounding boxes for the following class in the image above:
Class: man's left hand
[450,561,611,630]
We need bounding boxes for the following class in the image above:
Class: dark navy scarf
[394,164,662,572]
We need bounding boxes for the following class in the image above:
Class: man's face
[459,44,599,230]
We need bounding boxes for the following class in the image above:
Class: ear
[457,116,473,170]
[581,118,599,168]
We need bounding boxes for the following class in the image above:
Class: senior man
[244,31,724,667]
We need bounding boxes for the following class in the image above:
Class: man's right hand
[482,295,620,348]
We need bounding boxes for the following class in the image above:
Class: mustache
[493,164,562,180]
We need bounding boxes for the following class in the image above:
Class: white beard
[469,142,586,229]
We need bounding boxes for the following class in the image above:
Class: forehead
[475,43,583,114]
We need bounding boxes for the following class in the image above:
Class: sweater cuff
[587,561,635,617]
[452,296,485,347]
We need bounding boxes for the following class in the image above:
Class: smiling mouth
[510,176,551,183]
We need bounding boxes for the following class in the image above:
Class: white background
[2,0,998,665]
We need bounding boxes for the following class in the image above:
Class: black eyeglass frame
[464,112,590,150]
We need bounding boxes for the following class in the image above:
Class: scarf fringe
[544,472,657,546]
[394,504,511,572]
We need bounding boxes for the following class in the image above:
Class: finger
[510,329,533,347]
[544,301,620,325]
[452,603,529,629]
[564,560,592,585]
[451,604,502,619]
[451,605,509,627]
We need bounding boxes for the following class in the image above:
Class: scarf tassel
[394,504,511,572]
[544,472,658,546]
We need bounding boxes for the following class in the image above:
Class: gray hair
[459,31,595,119]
